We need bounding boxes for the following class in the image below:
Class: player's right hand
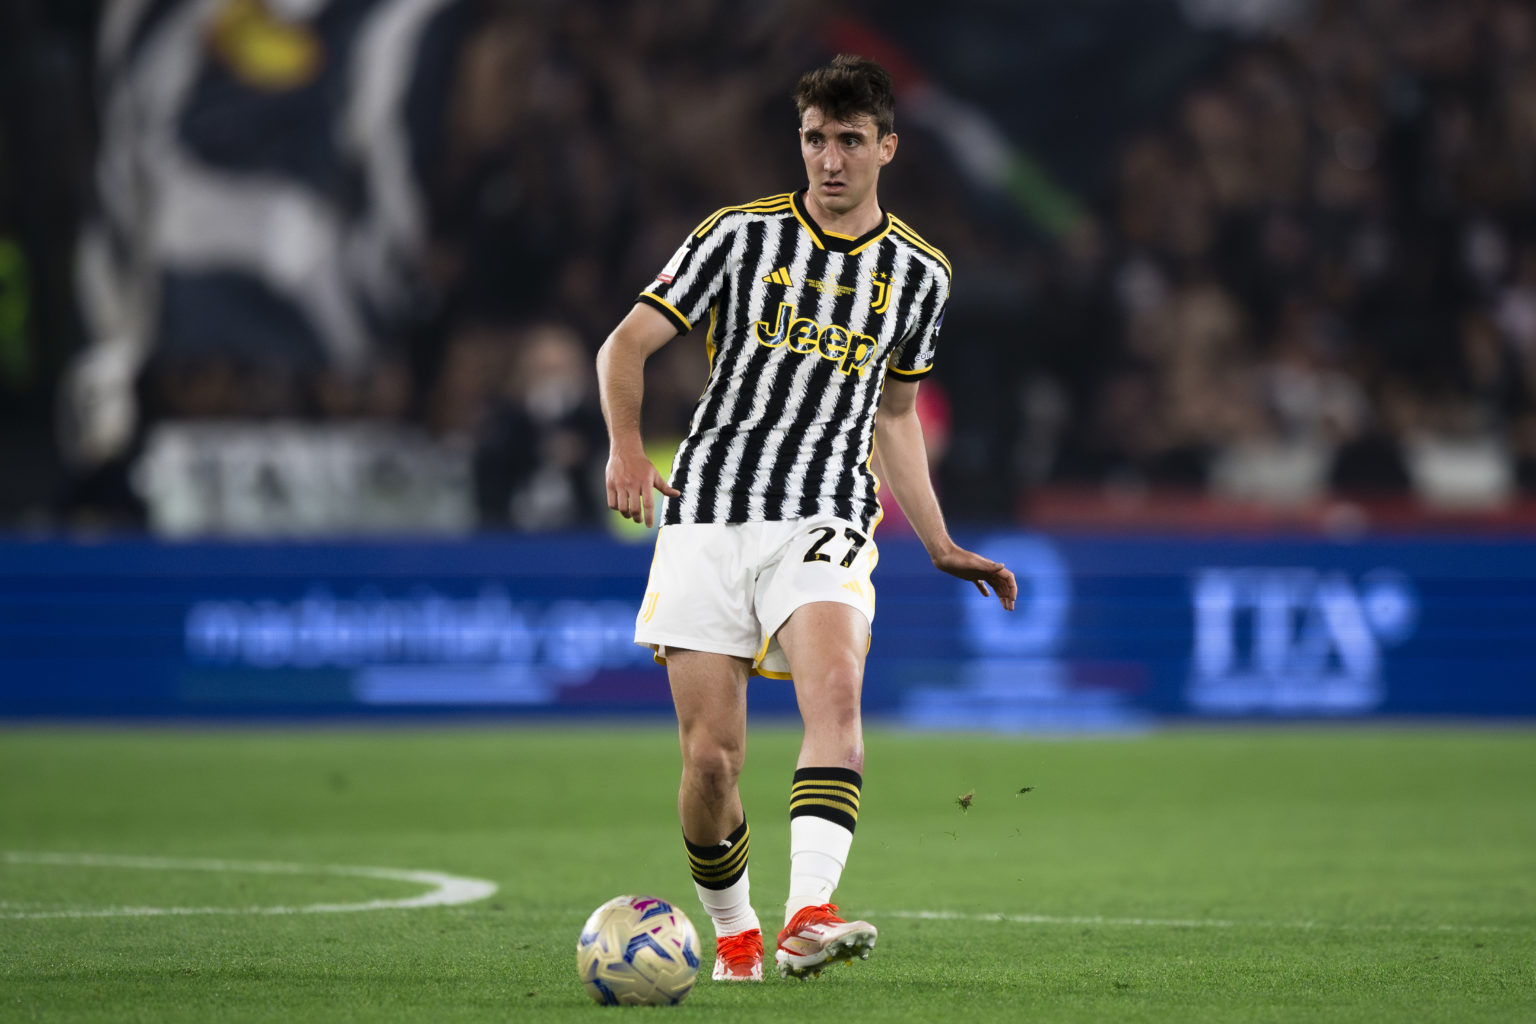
[606,448,681,528]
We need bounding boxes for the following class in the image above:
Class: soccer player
[597,54,1017,982]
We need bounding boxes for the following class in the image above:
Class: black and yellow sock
[788,767,861,833]
[685,819,750,891]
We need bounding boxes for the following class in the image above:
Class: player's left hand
[933,547,1017,611]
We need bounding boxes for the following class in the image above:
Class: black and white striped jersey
[638,190,950,533]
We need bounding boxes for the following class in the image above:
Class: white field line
[882,909,1524,934]
[0,851,497,920]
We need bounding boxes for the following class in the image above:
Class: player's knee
[819,695,860,734]
[807,661,864,719]
[679,736,743,798]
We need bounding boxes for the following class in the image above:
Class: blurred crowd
[1019,0,1536,516]
[3,0,1536,533]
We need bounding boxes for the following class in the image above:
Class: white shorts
[634,516,878,679]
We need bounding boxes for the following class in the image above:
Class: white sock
[696,868,759,937]
[685,821,759,938]
[785,815,854,924]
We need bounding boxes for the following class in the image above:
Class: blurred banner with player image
[58,0,475,522]
[1,532,1532,724]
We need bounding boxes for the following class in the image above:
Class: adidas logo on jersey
[762,267,794,286]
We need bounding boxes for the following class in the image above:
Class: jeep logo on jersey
[754,302,875,376]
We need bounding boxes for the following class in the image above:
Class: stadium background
[1,0,1534,723]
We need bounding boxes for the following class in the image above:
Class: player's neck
[804,190,883,239]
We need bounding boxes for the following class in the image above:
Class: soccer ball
[575,894,701,1006]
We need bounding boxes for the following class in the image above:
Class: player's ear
[879,131,898,166]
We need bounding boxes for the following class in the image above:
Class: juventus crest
[870,271,892,313]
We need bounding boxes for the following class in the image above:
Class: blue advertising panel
[1,532,1533,725]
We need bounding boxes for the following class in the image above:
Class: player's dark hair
[793,54,895,138]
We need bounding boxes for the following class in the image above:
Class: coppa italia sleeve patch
[655,242,690,284]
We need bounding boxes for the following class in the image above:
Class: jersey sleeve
[636,220,733,336]
[888,275,947,381]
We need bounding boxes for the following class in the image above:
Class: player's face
[799,107,897,223]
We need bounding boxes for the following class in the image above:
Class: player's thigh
[666,648,751,760]
[775,601,869,711]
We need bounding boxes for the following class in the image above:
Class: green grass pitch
[3,724,1533,1022]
